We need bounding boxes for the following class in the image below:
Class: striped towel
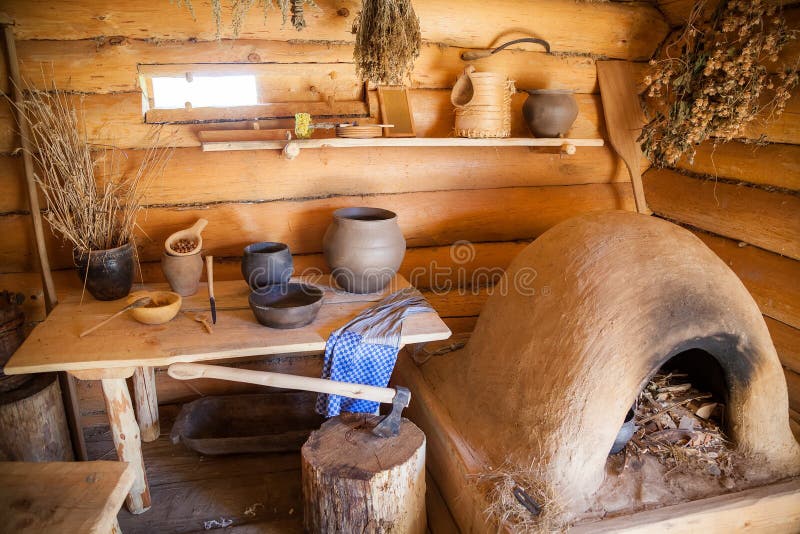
[316,287,433,417]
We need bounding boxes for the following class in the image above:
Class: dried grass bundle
[353,0,421,84]
[477,462,566,533]
[641,0,799,166]
[172,0,316,37]
[7,80,172,253]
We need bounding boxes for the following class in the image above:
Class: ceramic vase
[241,242,293,291]
[521,89,579,138]
[323,207,405,294]
[73,242,134,301]
[162,252,204,296]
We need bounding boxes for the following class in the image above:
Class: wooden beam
[0,183,635,272]
[675,141,800,191]
[2,0,668,60]
[694,231,800,329]
[767,317,800,375]
[571,478,800,533]
[15,38,648,95]
[643,168,800,260]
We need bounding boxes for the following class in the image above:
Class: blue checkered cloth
[316,288,433,417]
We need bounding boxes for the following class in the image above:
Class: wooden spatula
[597,60,651,215]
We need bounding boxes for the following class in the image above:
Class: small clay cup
[249,283,324,329]
[242,242,294,290]
[73,242,134,301]
[521,89,579,138]
[162,251,204,296]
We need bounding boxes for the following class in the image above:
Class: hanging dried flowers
[640,0,799,167]
[171,0,317,38]
[352,0,422,84]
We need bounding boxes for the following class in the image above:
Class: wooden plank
[3,0,668,60]
[0,141,635,212]
[0,183,635,272]
[202,136,603,151]
[767,317,800,375]
[694,232,800,329]
[0,461,134,533]
[3,275,450,374]
[15,39,648,95]
[571,478,800,533]
[675,141,800,191]
[643,168,800,260]
[787,368,800,414]
[146,100,368,124]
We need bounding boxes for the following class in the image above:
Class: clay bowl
[248,283,324,329]
[127,291,182,325]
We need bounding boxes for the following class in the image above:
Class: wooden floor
[86,405,305,533]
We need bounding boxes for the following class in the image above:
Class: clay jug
[73,242,134,301]
[521,89,579,138]
[323,207,405,294]
[162,251,204,296]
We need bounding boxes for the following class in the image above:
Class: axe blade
[372,386,411,438]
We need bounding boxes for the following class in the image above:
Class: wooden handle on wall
[168,363,399,405]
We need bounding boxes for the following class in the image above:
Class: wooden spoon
[165,218,208,257]
[80,297,151,338]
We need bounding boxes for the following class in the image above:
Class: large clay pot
[162,251,204,296]
[522,89,579,138]
[241,242,293,291]
[323,207,405,294]
[73,242,134,301]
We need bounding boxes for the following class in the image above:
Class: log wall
[0,1,666,430]
[646,0,800,436]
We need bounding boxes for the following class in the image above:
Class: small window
[138,63,368,124]
[151,75,258,109]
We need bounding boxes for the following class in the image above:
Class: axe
[167,362,411,438]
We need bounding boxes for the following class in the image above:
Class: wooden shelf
[200,137,604,154]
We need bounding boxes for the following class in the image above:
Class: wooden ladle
[165,218,208,257]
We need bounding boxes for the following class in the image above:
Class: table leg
[132,367,160,442]
[101,378,151,514]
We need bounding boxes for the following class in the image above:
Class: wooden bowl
[127,291,182,325]
[248,283,324,329]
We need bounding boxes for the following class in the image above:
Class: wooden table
[4,275,451,514]
[0,461,134,533]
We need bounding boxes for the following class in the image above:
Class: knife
[206,255,216,324]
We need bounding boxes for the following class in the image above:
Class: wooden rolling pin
[168,362,398,404]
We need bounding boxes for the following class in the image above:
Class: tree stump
[0,372,74,461]
[301,413,426,534]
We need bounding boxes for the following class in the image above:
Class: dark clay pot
[522,89,579,138]
[323,207,405,294]
[73,242,134,301]
[241,242,294,291]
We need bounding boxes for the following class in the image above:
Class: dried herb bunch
[8,82,172,253]
[353,0,421,84]
[171,0,317,37]
[640,0,799,166]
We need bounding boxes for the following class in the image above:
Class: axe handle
[168,362,399,405]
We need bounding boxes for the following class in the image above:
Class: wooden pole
[101,378,151,514]
[2,23,87,462]
[301,414,426,533]
[133,367,160,442]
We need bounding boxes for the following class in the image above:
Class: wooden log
[132,366,159,442]
[675,140,800,191]
[767,317,800,374]
[301,413,426,534]
[643,168,800,260]
[786,368,800,414]
[0,182,635,272]
[2,0,668,60]
[0,372,73,461]
[14,38,649,95]
[693,231,800,329]
[100,377,150,514]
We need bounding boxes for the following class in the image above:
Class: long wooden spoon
[80,297,151,338]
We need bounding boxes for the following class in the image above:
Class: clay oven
[415,210,800,518]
